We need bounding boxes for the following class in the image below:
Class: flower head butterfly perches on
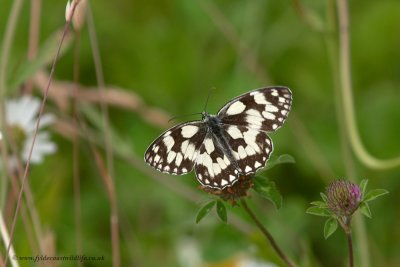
[144,86,292,190]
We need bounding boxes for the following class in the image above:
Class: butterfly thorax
[202,112,241,172]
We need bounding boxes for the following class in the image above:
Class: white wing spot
[175,153,183,166]
[278,97,286,103]
[238,146,247,159]
[181,140,189,152]
[246,109,261,117]
[182,168,187,172]
[174,168,178,173]
[227,126,243,139]
[245,166,252,173]
[226,101,246,115]
[163,131,171,137]
[254,161,262,168]
[163,136,175,150]
[223,155,230,165]
[221,179,228,186]
[217,157,227,169]
[167,151,176,163]
[213,182,218,186]
[245,145,256,156]
[278,117,283,122]
[229,175,236,182]
[271,90,278,96]
[281,110,288,116]
[213,163,222,175]
[254,93,272,105]
[262,157,266,161]
[205,179,209,184]
[265,105,279,112]
[272,124,278,130]
[284,104,289,109]
[262,111,276,120]
[154,155,161,163]
[181,125,199,138]
[245,115,263,128]
[164,166,170,171]
[185,144,195,159]
[204,138,215,154]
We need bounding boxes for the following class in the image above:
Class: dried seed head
[326,180,361,217]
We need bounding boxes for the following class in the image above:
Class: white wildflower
[1,95,57,166]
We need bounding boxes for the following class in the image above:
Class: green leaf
[253,176,282,209]
[359,179,368,197]
[306,206,331,217]
[310,201,327,207]
[359,202,371,218]
[320,192,328,202]
[363,189,389,202]
[216,201,227,223]
[324,218,338,239]
[196,201,216,223]
[265,154,296,170]
[8,30,74,91]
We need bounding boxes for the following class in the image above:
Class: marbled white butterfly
[144,86,292,189]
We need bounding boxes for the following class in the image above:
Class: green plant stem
[346,232,354,267]
[328,0,371,266]
[4,2,79,265]
[335,0,400,170]
[240,199,297,267]
[0,0,24,214]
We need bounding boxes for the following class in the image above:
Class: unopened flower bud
[65,1,72,22]
[326,180,361,217]
[73,0,87,30]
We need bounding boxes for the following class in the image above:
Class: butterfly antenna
[203,87,216,112]
[168,112,203,123]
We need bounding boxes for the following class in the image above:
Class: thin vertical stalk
[0,211,19,267]
[347,233,354,267]
[333,0,371,266]
[0,0,24,215]
[87,5,120,267]
[240,199,297,267]
[72,29,83,267]
[4,2,79,265]
[25,0,41,94]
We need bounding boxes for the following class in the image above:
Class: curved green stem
[240,199,297,267]
[336,0,400,170]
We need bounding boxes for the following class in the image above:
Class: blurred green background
[1,0,399,266]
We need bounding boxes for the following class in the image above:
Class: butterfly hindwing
[195,133,239,188]
[217,86,292,132]
[194,125,273,189]
[144,121,207,175]
[222,125,273,175]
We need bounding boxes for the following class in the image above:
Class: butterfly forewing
[145,121,207,175]
[222,125,273,175]
[217,86,292,132]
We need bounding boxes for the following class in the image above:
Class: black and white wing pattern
[195,125,273,188]
[144,121,207,175]
[217,86,292,132]
[145,86,292,190]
